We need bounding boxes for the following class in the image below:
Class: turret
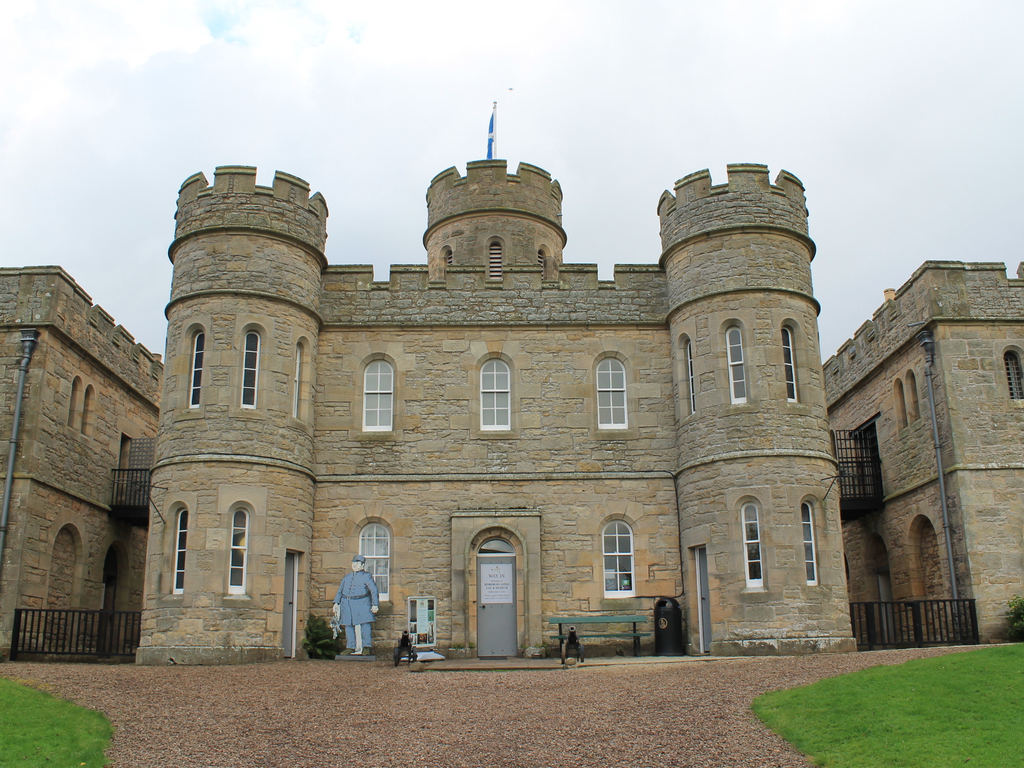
[423,160,565,282]
[138,167,326,665]
[660,164,853,656]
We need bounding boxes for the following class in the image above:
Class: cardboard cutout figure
[332,555,380,655]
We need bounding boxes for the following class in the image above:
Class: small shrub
[302,614,341,659]
[1007,595,1024,642]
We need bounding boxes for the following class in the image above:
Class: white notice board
[479,563,514,604]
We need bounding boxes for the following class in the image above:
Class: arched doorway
[46,526,78,608]
[102,546,119,611]
[476,538,517,657]
[910,515,945,599]
[866,533,892,602]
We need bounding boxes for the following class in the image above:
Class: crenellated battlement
[657,164,809,260]
[173,166,329,256]
[425,160,563,233]
[823,261,1024,405]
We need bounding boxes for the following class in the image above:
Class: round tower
[424,160,565,282]
[659,164,854,655]
[137,166,327,665]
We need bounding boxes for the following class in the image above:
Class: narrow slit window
[1005,351,1024,400]
[743,503,763,588]
[596,358,627,428]
[292,343,303,419]
[895,378,907,429]
[81,385,95,436]
[801,502,818,585]
[905,370,919,420]
[685,340,696,415]
[727,327,747,404]
[488,242,503,279]
[241,332,260,408]
[229,509,248,594]
[782,327,797,402]
[68,377,82,428]
[174,509,188,595]
[190,332,205,408]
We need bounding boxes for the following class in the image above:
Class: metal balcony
[109,469,151,525]
[834,425,884,520]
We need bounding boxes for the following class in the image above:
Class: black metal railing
[834,426,884,519]
[850,599,979,650]
[9,609,142,660]
[110,469,151,524]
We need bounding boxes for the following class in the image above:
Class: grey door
[283,551,298,657]
[695,546,712,653]
[477,539,517,657]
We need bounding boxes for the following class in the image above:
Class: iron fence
[850,599,979,650]
[9,609,142,660]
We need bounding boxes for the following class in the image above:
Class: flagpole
[487,102,497,160]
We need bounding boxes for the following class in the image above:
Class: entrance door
[477,539,517,657]
[694,546,712,653]
[283,552,298,658]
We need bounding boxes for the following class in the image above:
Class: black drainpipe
[0,329,40,590]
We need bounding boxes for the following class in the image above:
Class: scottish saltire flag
[487,102,496,159]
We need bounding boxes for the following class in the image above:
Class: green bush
[302,614,342,659]
[1007,595,1024,642]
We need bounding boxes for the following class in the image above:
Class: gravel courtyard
[2,646,974,768]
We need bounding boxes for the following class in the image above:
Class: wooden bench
[547,615,651,659]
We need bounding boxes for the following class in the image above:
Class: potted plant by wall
[302,614,342,659]
[447,643,468,659]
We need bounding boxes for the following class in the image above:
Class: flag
[487,102,496,159]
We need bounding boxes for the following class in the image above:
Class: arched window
[363,360,394,431]
[190,332,205,408]
[241,332,260,408]
[360,523,391,600]
[481,359,510,430]
[596,358,627,428]
[1005,351,1024,400]
[726,327,746,404]
[894,378,908,429]
[443,246,453,266]
[68,377,82,428]
[488,241,502,280]
[685,340,697,415]
[742,502,763,588]
[905,369,919,421]
[782,327,798,402]
[603,521,635,597]
[801,502,818,586]
[228,509,248,594]
[174,509,188,595]
[292,343,304,419]
[81,385,95,436]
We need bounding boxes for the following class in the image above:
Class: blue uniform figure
[332,554,379,655]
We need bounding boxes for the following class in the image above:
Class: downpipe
[0,329,40,592]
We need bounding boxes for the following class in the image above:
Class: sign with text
[480,563,514,604]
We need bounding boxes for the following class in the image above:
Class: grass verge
[0,676,112,767]
[753,645,1024,768]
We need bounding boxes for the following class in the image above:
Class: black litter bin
[654,596,685,656]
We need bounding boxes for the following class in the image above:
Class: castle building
[132,160,855,664]
[824,261,1024,642]
[0,268,162,654]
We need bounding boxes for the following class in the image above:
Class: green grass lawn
[753,645,1024,768]
[0,677,112,767]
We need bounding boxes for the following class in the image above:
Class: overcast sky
[3,0,1022,361]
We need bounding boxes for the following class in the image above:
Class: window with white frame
[596,358,628,428]
[781,327,797,402]
[480,359,511,430]
[360,523,390,600]
[488,241,502,279]
[727,327,747,404]
[241,332,260,408]
[173,509,188,594]
[363,361,394,431]
[742,502,763,587]
[1005,351,1024,400]
[190,332,205,408]
[801,502,818,585]
[228,509,248,594]
[292,343,303,418]
[602,521,635,596]
[685,340,696,415]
